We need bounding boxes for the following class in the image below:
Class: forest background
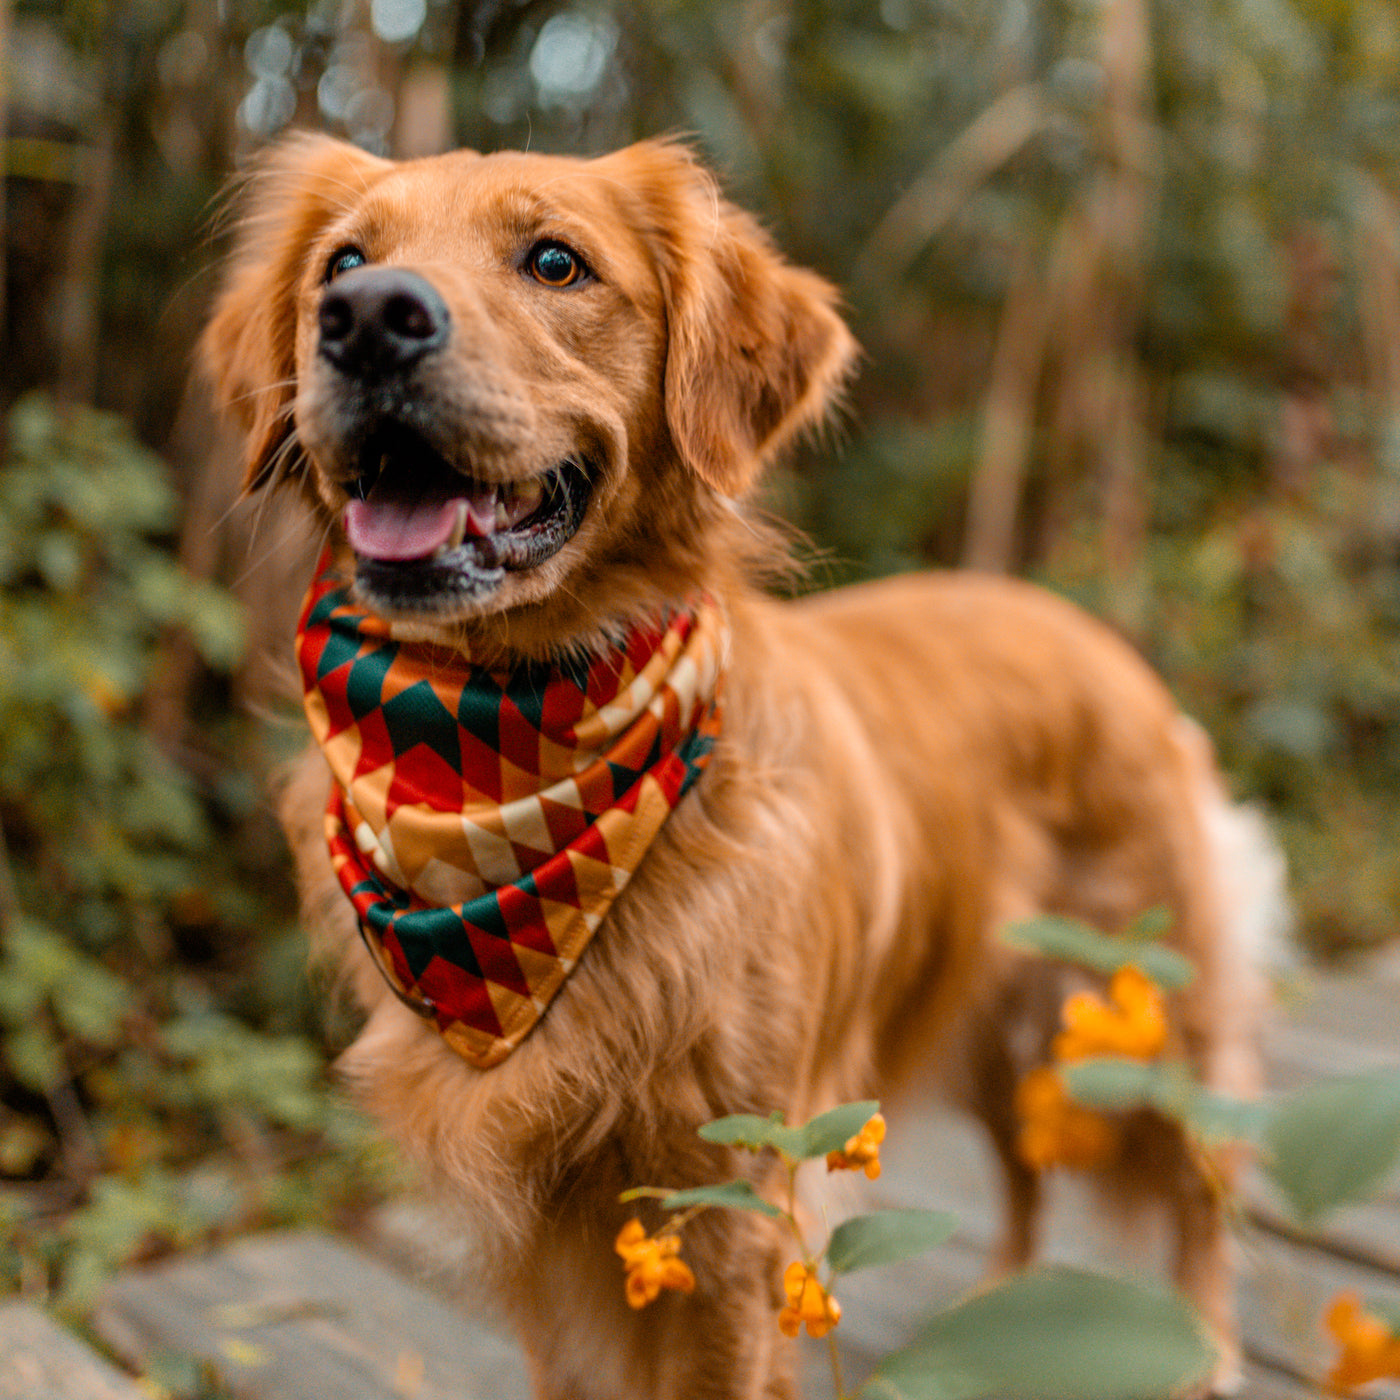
[3,0,1400,1335]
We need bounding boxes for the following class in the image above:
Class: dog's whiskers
[228,376,299,408]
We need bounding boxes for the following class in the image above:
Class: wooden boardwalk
[6,954,1400,1399]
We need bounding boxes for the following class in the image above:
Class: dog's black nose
[317,267,450,377]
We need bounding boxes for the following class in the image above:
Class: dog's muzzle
[312,267,592,615]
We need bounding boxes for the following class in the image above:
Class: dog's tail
[1177,716,1292,1099]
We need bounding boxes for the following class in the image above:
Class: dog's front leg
[650,1206,800,1400]
[519,1204,798,1400]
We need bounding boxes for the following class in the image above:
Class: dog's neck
[295,551,727,1067]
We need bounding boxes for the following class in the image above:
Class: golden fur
[203,133,1268,1398]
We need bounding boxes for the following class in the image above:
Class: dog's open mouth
[342,425,591,612]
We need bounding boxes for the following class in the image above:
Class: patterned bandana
[296,553,726,1068]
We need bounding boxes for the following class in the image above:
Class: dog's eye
[325,245,368,282]
[526,241,587,288]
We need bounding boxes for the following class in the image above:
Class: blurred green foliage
[0,397,395,1309]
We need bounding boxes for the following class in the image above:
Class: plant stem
[778,1153,852,1398]
[827,1329,849,1400]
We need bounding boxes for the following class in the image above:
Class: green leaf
[36,532,83,592]
[1183,1086,1272,1147]
[179,581,247,671]
[868,1266,1214,1400]
[826,1209,958,1276]
[53,959,134,1045]
[698,1112,804,1155]
[697,1101,879,1161]
[797,1101,881,1158]
[130,556,190,626]
[1262,1067,1400,1224]
[1367,1295,1400,1335]
[139,1352,209,1397]
[1060,1057,1172,1113]
[1122,906,1173,942]
[5,1023,64,1092]
[999,915,1196,990]
[1061,1059,1267,1146]
[6,915,79,993]
[660,1180,783,1218]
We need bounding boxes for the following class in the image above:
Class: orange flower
[1014,1065,1120,1171]
[778,1261,842,1339]
[1053,965,1168,1064]
[826,1113,886,1180]
[1325,1291,1400,1392]
[615,1219,696,1309]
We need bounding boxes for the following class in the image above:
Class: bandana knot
[296,554,726,1067]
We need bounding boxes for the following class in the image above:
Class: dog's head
[202,134,856,654]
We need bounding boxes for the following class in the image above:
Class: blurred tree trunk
[955,0,1157,581]
[962,239,1046,572]
[55,125,112,406]
[1356,182,1400,418]
[1093,0,1154,616]
[394,61,452,157]
[0,0,10,345]
[1032,0,1156,618]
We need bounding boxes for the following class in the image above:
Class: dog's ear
[201,133,391,493]
[606,141,858,498]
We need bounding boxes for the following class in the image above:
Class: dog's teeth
[497,478,545,530]
[448,500,468,549]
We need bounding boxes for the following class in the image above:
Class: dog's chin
[346,459,592,621]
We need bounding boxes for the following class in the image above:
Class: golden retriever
[202,133,1273,1398]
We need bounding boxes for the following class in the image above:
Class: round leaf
[1262,1068,1400,1223]
[795,1101,881,1159]
[697,1100,879,1161]
[698,1112,804,1155]
[869,1265,1214,1400]
[1062,1059,1267,1147]
[1000,915,1196,990]
[826,1209,958,1276]
[1060,1057,1169,1113]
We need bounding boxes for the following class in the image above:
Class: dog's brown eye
[325,245,368,282]
[527,241,586,288]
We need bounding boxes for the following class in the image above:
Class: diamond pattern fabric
[296,553,726,1067]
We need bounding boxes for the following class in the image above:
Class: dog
[201,132,1276,1398]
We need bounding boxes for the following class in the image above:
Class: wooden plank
[1265,1019,1400,1091]
[1240,1215,1400,1400]
[1250,961,1400,1273]
[1249,961,1400,1387]
[1246,1174,1400,1277]
[0,1303,145,1400]
[1264,956,1400,1081]
[93,1230,530,1400]
[1277,960,1400,1055]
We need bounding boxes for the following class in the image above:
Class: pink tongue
[344,497,464,561]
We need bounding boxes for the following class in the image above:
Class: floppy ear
[200,133,391,493]
[605,141,858,498]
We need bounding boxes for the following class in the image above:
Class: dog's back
[734,568,1279,1389]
